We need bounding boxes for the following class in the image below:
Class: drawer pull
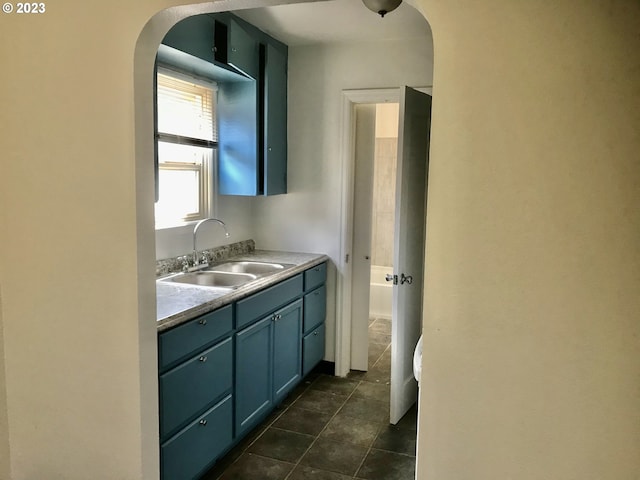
[314,291,320,296]
[314,331,319,336]
[199,318,207,326]
[199,419,207,426]
[199,356,208,362]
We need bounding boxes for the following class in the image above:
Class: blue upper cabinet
[215,14,288,196]
[228,18,259,80]
[264,44,288,195]
[159,13,288,197]
[217,79,259,196]
[162,15,215,64]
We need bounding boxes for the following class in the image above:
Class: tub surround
[156,241,328,331]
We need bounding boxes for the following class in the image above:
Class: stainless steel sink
[208,261,294,276]
[160,271,256,288]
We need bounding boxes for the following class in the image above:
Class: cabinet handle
[199,419,207,426]
[199,356,207,362]
[199,318,207,326]
[273,314,282,321]
[314,331,318,336]
[314,291,320,296]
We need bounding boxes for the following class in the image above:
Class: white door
[390,87,432,424]
[350,104,377,371]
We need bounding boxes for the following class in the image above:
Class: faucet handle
[178,256,190,272]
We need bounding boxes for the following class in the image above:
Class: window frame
[155,66,218,229]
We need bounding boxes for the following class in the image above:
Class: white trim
[335,88,400,377]
[335,86,432,377]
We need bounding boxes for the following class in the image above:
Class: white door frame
[335,88,401,377]
[335,87,432,377]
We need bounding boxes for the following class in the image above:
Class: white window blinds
[157,72,217,142]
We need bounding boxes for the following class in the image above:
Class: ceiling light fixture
[362,0,402,17]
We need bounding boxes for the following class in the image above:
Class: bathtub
[369,264,393,319]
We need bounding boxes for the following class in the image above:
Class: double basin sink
[158,261,294,290]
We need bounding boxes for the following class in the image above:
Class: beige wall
[0,1,270,478]
[0,2,173,477]
[416,0,640,478]
[1,0,638,479]
[0,293,10,479]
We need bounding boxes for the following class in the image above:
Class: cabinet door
[235,316,272,436]
[273,299,302,403]
[217,80,259,196]
[162,14,215,64]
[228,18,259,79]
[264,44,287,195]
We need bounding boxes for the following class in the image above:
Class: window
[155,70,217,228]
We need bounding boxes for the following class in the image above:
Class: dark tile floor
[202,317,417,480]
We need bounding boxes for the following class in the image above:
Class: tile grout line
[352,317,392,479]
[215,380,314,479]
[283,318,392,480]
[282,374,367,479]
[217,317,393,479]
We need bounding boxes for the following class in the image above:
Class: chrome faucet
[192,218,230,269]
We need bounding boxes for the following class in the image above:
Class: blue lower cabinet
[161,395,233,480]
[303,323,325,377]
[273,299,302,403]
[160,337,233,439]
[236,274,302,329]
[304,263,326,292]
[235,298,303,435]
[159,305,233,371]
[159,263,327,478]
[235,316,273,436]
[303,285,326,334]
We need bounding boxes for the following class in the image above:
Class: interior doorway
[337,87,432,424]
[350,102,400,371]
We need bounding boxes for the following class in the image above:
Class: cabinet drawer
[236,274,303,329]
[302,323,325,377]
[161,394,233,480]
[304,262,326,291]
[159,305,233,371]
[160,338,233,439]
[303,285,326,334]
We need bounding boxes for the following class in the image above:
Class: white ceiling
[233,0,431,47]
